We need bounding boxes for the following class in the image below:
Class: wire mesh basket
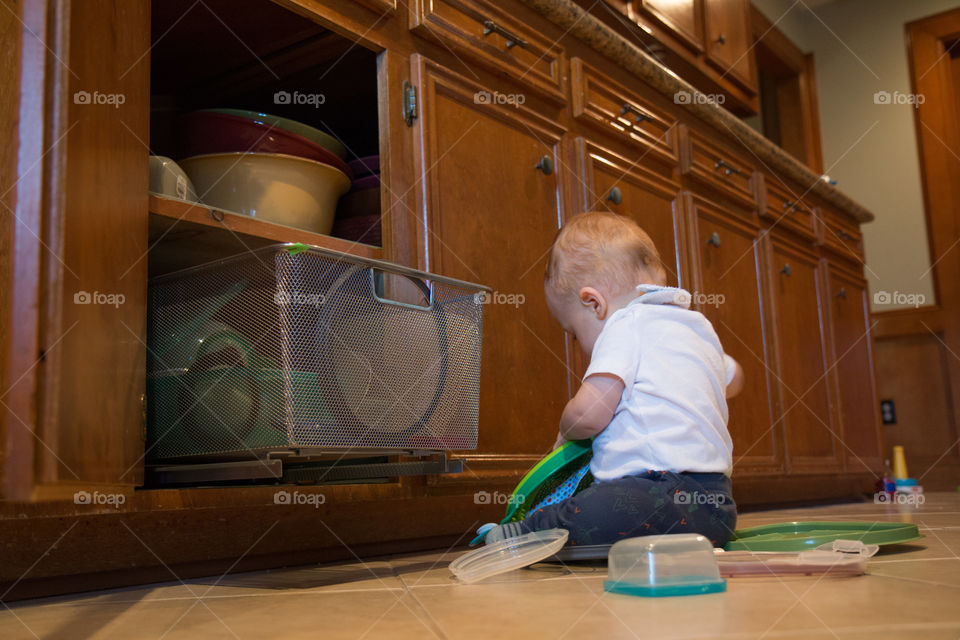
[146,244,487,461]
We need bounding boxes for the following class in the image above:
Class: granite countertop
[519,0,874,223]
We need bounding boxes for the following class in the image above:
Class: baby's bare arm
[559,373,624,441]
[726,358,745,399]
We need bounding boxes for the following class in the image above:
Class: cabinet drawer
[821,208,864,259]
[409,0,566,103]
[571,58,678,166]
[762,177,817,241]
[680,126,758,208]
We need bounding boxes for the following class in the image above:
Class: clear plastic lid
[604,534,725,597]
[449,529,568,584]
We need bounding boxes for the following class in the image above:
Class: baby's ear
[578,286,606,317]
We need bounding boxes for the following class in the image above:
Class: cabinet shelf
[148,194,381,275]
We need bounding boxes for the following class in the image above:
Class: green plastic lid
[725,521,923,552]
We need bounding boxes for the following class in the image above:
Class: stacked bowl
[332,154,382,246]
[178,109,352,235]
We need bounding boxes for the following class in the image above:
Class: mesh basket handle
[370,268,434,310]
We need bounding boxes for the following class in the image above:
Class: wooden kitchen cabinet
[0,0,883,600]
[635,0,703,52]
[703,0,754,88]
[1,0,149,501]
[409,54,570,455]
[686,193,781,473]
[825,259,883,472]
[702,0,754,88]
[768,234,839,473]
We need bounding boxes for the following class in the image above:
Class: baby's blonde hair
[545,211,667,298]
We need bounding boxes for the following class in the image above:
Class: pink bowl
[179,111,353,180]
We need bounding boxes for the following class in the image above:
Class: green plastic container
[725,521,923,552]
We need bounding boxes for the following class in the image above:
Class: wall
[752,0,960,311]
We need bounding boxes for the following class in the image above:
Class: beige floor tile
[1,588,437,640]
[3,492,960,639]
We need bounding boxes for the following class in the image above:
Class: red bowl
[179,111,353,180]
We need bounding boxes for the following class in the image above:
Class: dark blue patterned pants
[517,470,737,547]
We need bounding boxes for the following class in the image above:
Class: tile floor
[2,492,959,639]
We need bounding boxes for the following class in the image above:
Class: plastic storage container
[146,243,488,460]
[604,534,726,597]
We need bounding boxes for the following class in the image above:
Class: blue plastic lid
[895,478,918,486]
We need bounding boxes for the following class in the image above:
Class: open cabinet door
[1,0,149,501]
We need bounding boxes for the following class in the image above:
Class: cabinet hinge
[402,80,417,127]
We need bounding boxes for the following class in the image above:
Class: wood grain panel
[411,54,569,458]
[687,193,780,473]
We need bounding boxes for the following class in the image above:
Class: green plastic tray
[502,439,593,523]
[724,521,924,552]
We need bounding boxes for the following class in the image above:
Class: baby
[487,211,744,547]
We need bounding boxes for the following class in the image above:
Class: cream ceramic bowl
[180,152,351,235]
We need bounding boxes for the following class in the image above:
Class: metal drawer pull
[482,20,529,49]
[715,33,727,45]
[607,186,623,205]
[535,155,554,175]
[836,288,847,299]
[707,232,721,247]
[620,103,652,124]
[836,230,855,241]
[714,159,745,177]
[782,200,803,213]
[780,263,792,277]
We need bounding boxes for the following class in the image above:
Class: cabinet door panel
[703,0,754,88]
[827,264,882,471]
[3,0,149,500]
[688,195,779,472]
[574,138,685,288]
[412,55,569,455]
[770,240,839,471]
[637,0,702,51]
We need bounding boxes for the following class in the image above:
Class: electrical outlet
[880,399,897,425]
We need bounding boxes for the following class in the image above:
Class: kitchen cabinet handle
[714,159,745,178]
[782,200,803,213]
[607,186,623,205]
[707,232,721,247]
[535,155,554,175]
[836,288,847,299]
[780,263,792,277]
[620,103,652,124]
[836,230,854,241]
[715,33,727,45]
[482,20,529,49]
[210,208,225,222]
